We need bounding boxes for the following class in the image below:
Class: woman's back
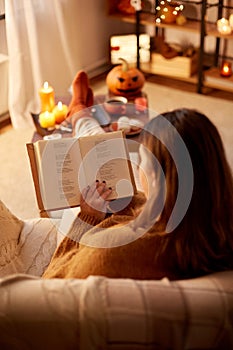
[43,108,233,280]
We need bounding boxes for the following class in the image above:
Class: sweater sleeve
[67,191,146,242]
[67,212,103,241]
[42,192,146,279]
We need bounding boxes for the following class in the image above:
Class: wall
[0,0,8,116]
[72,0,135,76]
[0,0,135,97]
[0,0,7,54]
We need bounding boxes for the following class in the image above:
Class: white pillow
[0,200,62,277]
[17,217,62,277]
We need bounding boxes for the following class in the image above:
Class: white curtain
[5,0,84,128]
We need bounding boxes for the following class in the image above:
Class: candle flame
[221,61,232,76]
[220,18,228,24]
[58,101,63,109]
[43,81,49,89]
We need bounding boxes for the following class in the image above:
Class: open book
[27,131,137,216]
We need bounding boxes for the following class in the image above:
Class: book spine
[26,143,46,214]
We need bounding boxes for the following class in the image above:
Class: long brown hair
[140,108,233,278]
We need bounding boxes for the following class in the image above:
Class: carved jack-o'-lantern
[106,58,145,97]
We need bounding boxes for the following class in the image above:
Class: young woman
[42,72,233,280]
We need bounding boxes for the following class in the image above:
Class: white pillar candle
[217,18,232,34]
[229,14,233,28]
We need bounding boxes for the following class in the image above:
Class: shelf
[109,13,202,33]
[109,13,233,40]
[140,61,198,84]
[204,67,233,92]
[206,22,233,39]
[108,13,136,24]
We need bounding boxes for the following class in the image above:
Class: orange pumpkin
[117,0,135,14]
[106,58,145,97]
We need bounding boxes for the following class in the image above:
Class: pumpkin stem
[119,58,129,72]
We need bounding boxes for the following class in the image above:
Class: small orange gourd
[106,58,145,97]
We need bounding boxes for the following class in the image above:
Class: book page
[129,151,143,192]
[78,131,136,200]
[34,138,82,211]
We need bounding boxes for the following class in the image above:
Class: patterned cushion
[0,200,23,268]
[0,216,61,277]
[18,218,61,276]
[0,200,62,277]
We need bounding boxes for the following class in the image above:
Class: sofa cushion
[0,200,23,269]
[17,218,62,276]
[0,214,61,277]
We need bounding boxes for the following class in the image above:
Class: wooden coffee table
[31,93,149,144]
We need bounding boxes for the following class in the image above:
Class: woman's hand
[80,180,112,220]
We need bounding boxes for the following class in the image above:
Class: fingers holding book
[80,180,112,220]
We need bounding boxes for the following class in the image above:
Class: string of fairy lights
[155,0,184,24]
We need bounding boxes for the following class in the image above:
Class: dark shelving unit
[107,0,233,94]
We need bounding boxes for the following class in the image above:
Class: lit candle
[217,18,232,34]
[229,14,233,29]
[39,110,56,129]
[39,81,55,112]
[220,61,232,77]
[53,101,68,124]
[135,97,148,112]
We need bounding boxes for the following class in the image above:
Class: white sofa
[0,203,233,350]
